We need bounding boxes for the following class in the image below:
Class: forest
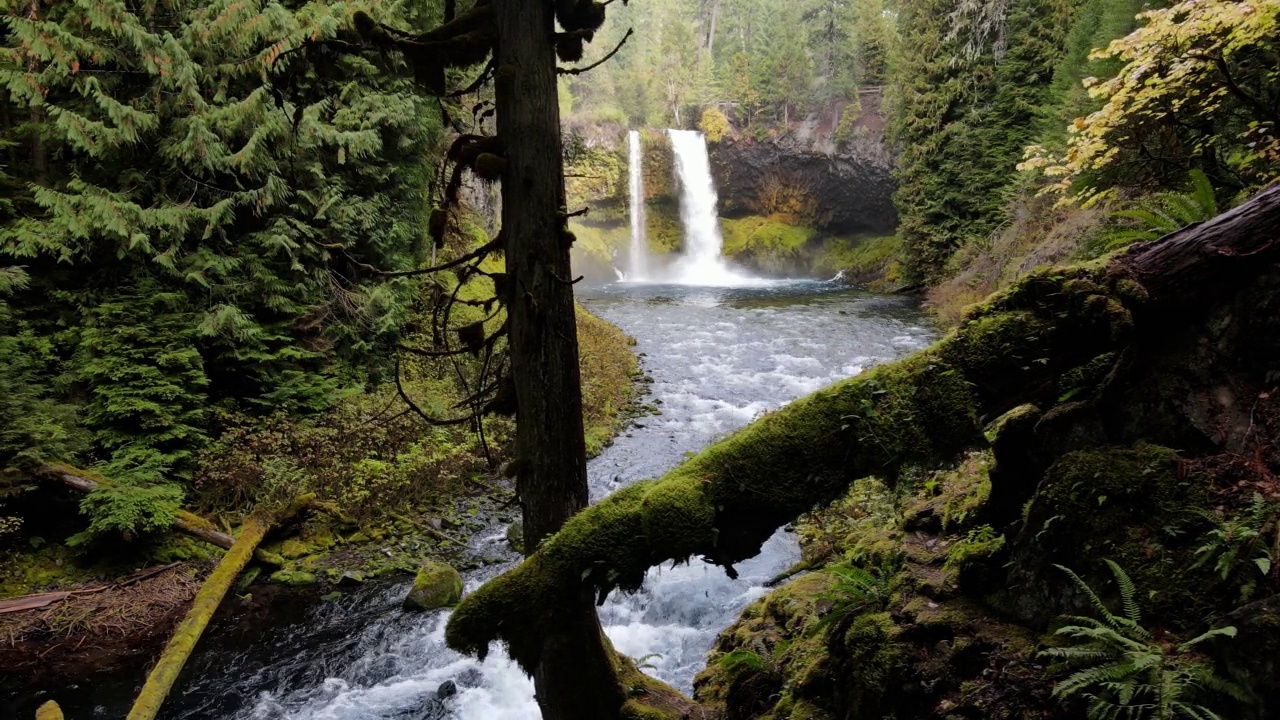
[1,0,1278,719]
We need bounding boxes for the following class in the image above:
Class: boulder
[506,520,525,554]
[403,560,463,611]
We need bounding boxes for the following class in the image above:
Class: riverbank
[0,303,642,688]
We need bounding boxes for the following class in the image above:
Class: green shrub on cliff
[698,108,731,143]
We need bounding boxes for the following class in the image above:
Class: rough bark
[446,181,1280,691]
[126,514,271,720]
[40,464,284,566]
[490,1,626,718]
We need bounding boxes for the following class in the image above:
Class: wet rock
[506,520,525,554]
[708,138,896,236]
[455,667,484,688]
[337,570,364,587]
[436,680,457,699]
[403,560,463,611]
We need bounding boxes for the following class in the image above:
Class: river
[22,280,931,719]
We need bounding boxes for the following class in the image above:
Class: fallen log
[39,464,285,567]
[445,181,1280,679]
[125,514,271,720]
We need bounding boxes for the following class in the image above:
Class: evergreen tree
[0,0,441,538]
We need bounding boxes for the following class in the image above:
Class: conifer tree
[0,0,441,538]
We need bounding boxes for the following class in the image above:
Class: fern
[812,564,890,633]
[1097,170,1219,252]
[1041,561,1248,720]
[1191,493,1277,601]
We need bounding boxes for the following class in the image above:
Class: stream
[26,280,931,719]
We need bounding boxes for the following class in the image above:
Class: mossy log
[445,181,1280,677]
[125,514,271,720]
[41,464,289,566]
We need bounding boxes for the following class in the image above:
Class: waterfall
[666,129,749,286]
[627,130,648,281]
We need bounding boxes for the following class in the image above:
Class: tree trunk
[126,514,271,720]
[490,1,626,718]
[26,0,47,184]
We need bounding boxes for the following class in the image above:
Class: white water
[126,286,931,720]
[662,130,762,287]
[626,130,649,281]
[618,129,767,288]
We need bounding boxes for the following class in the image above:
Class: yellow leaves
[1024,0,1280,197]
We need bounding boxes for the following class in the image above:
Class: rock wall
[707,92,897,236]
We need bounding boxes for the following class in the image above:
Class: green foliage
[717,648,767,674]
[813,564,890,632]
[945,523,1005,569]
[68,482,185,546]
[0,0,443,539]
[888,0,1075,282]
[1191,493,1278,602]
[1041,560,1249,720]
[1094,171,1220,255]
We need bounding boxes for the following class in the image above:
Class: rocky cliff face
[707,93,897,236]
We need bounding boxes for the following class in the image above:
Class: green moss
[268,568,318,586]
[813,234,904,286]
[403,560,462,610]
[1008,443,1213,626]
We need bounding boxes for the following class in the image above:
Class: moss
[1008,443,1213,626]
[403,560,462,611]
[813,234,904,287]
[267,568,317,586]
[127,515,270,720]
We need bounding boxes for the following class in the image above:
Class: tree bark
[1114,180,1280,312]
[490,1,626,718]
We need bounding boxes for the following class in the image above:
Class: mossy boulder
[403,560,463,611]
[1006,443,1213,626]
[506,520,524,554]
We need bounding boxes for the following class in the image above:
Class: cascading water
[664,129,753,286]
[627,130,649,281]
[30,285,933,720]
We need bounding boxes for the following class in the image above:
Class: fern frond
[1105,559,1142,626]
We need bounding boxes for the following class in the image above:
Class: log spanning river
[27,280,932,719]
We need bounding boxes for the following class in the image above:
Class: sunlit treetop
[1020,0,1280,203]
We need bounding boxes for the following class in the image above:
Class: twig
[558,28,633,76]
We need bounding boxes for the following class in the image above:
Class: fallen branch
[126,514,271,720]
[39,465,286,567]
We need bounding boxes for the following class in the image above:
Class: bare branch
[558,28,633,76]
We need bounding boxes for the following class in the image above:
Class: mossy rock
[403,560,463,611]
[1006,443,1213,627]
[268,569,318,586]
[506,520,524,554]
[278,538,311,559]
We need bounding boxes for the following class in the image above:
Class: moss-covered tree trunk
[445,181,1280,696]
[126,514,270,720]
[492,1,626,718]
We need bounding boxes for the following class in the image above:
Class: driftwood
[40,464,287,566]
[125,514,272,720]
